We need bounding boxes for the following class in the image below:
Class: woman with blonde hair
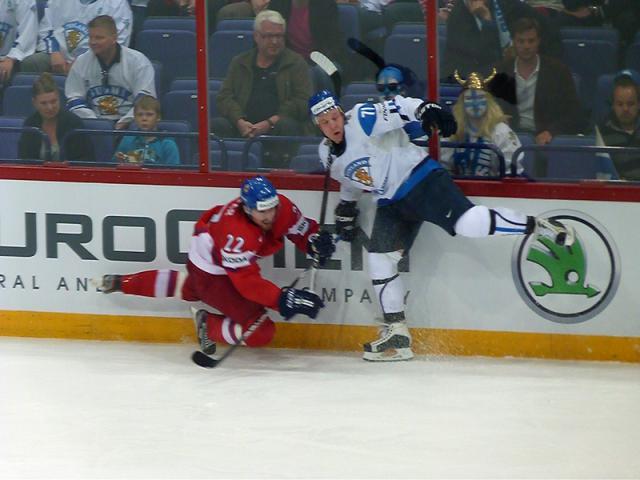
[441,69,523,176]
[18,72,93,162]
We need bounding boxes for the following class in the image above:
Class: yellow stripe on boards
[0,311,638,363]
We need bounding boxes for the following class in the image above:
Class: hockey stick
[191,267,312,369]
[310,50,342,97]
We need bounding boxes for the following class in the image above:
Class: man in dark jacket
[442,0,561,81]
[212,9,312,144]
[494,16,583,144]
[595,74,640,180]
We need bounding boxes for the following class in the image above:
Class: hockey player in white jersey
[22,0,132,75]
[0,0,38,83]
[65,14,154,129]
[309,90,575,362]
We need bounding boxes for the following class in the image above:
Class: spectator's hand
[535,131,553,145]
[468,0,491,21]
[237,119,255,137]
[50,52,69,75]
[0,57,15,84]
[115,120,131,130]
[115,152,128,162]
[251,120,271,137]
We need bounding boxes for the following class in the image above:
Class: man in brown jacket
[212,9,312,167]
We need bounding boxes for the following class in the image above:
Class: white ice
[1,337,639,479]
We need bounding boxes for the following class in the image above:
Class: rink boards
[0,179,638,362]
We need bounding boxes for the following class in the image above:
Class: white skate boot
[363,321,414,362]
[190,307,216,355]
[535,217,575,247]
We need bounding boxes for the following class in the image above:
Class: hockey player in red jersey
[100,176,334,355]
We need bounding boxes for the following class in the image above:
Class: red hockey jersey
[188,194,318,310]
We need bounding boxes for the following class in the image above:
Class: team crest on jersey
[344,157,373,187]
[88,85,131,116]
[64,22,88,53]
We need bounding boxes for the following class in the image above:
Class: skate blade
[363,348,414,362]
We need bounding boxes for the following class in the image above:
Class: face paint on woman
[463,90,487,119]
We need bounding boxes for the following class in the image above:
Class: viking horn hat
[454,68,497,90]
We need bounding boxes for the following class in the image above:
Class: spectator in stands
[549,0,604,28]
[269,0,347,67]
[18,72,94,162]
[113,95,179,165]
[217,0,271,21]
[595,74,640,180]
[21,0,133,75]
[212,10,312,166]
[494,17,582,144]
[442,0,561,81]
[0,0,38,86]
[65,15,156,130]
[441,69,523,176]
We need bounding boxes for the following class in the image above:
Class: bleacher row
[0,3,637,179]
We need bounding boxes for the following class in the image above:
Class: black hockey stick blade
[192,350,217,368]
[347,37,386,70]
[310,51,342,97]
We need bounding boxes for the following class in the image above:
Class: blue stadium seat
[515,132,536,177]
[151,60,164,97]
[341,93,378,111]
[142,16,196,32]
[290,143,323,174]
[343,82,378,95]
[0,117,25,161]
[209,139,262,171]
[208,30,254,78]
[135,30,197,91]
[382,3,424,34]
[562,38,617,110]
[156,120,193,165]
[162,90,218,128]
[625,42,640,73]
[168,78,223,93]
[559,27,620,46]
[63,118,116,165]
[215,18,254,32]
[384,34,428,86]
[547,135,619,180]
[12,73,66,90]
[337,3,360,42]
[3,85,38,116]
[391,22,425,35]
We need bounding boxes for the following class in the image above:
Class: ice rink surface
[1,337,639,479]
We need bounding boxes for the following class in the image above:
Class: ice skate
[100,274,122,294]
[191,307,216,355]
[363,321,414,362]
[534,217,575,247]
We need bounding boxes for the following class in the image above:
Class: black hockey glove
[334,200,359,242]
[307,230,336,266]
[278,287,325,320]
[416,101,457,138]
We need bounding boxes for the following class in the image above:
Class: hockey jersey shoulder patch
[357,103,377,136]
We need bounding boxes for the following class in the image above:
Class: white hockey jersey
[65,44,155,123]
[0,0,38,61]
[318,95,434,204]
[440,122,523,176]
[38,0,132,62]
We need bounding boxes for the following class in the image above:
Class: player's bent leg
[242,315,275,347]
[365,251,414,362]
[203,311,275,348]
[100,269,187,297]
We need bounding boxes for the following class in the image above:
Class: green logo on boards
[512,210,620,324]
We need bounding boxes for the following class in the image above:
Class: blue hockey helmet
[309,90,342,123]
[240,176,279,211]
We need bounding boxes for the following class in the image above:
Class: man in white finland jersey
[309,89,575,362]
[65,14,154,129]
[0,0,38,83]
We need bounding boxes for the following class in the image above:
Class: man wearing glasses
[212,9,312,168]
[65,14,155,130]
